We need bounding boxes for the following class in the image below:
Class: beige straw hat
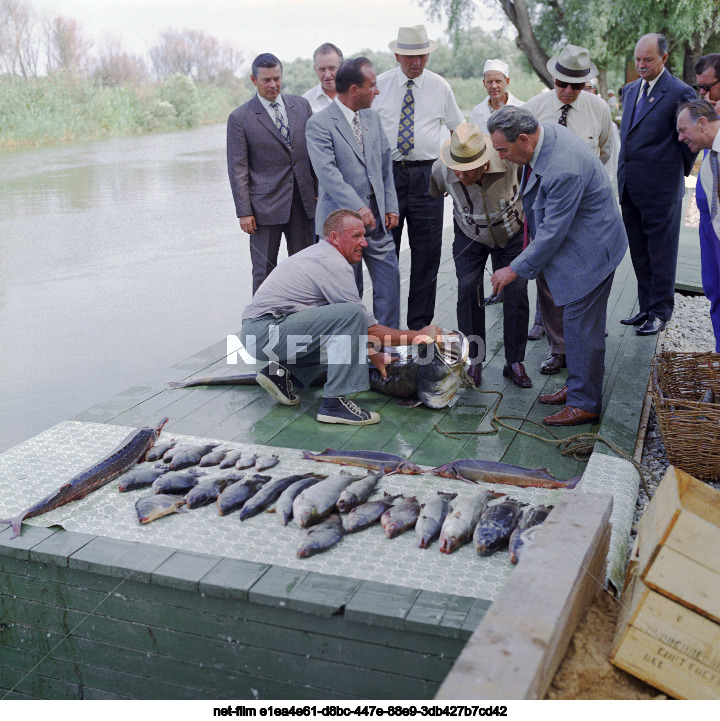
[546,44,598,84]
[388,25,439,55]
[440,124,493,171]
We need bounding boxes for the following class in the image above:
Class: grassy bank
[0,73,250,150]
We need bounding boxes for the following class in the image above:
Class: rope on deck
[434,376,653,497]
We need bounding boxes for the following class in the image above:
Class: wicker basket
[651,352,720,480]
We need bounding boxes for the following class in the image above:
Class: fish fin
[566,475,582,489]
[0,514,25,539]
[301,450,314,460]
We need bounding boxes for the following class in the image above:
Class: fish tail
[0,513,26,539]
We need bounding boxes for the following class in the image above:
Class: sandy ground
[547,588,666,699]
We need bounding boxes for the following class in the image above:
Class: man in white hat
[470,59,525,134]
[522,43,616,377]
[429,123,530,388]
[374,25,465,331]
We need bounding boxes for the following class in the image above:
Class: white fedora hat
[389,25,439,55]
[546,44,598,84]
[440,123,494,172]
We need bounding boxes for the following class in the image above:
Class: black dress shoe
[540,354,566,375]
[466,364,482,386]
[636,316,666,336]
[503,362,532,388]
[620,312,648,326]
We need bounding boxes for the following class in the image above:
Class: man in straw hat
[522,43,616,377]
[488,106,627,426]
[374,25,465,331]
[470,58,525,134]
[429,122,530,388]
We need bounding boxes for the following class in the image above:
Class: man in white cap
[374,25,465,331]
[522,43,616,377]
[470,59,525,134]
[429,123,530,388]
[303,42,343,114]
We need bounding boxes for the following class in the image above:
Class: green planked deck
[1,218,702,700]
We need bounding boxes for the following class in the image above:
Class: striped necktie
[711,149,720,221]
[270,101,290,147]
[397,80,415,156]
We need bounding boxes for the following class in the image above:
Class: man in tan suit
[227,53,317,293]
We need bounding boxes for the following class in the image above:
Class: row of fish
[153,440,280,473]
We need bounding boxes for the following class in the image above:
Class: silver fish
[1,418,169,539]
[199,448,230,467]
[151,469,204,495]
[336,472,383,513]
[216,474,270,516]
[474,499,525,556]
[168,443,220,471]
[415,492,457,549]
[438,490,499,554]
[293,473,360,528]
[235,453,258,470]
[239,473,316,521]
[219,449,245,469]
[184,473,244,509]
[275,475,326,526]
[117,465,170,492]
[135,494,187,524]
[296,514,345,558]
[255,454,279,471]
[144,439,176,462]
[508,505,553,564]
[301,449,423,474]
[381,496,422,538]
[346,493,402,533]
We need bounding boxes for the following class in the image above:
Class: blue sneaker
[317,396,380,425]
[256,363,299,406]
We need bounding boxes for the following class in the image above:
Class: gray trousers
[536,271,565,355]
[240,303,370,398]
[564,272,614,414]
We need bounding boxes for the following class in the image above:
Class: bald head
[635,34,668,83]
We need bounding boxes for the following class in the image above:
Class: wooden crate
[611,467,720,698]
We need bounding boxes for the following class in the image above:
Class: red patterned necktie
[522,164,533,248]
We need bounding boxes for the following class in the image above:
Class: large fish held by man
[1,417,169,538]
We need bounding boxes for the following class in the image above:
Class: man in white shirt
[374,25,465,330]
[677,100,720,351]
[303,43,343,114]
[469,58,524,134]
[522,44,616,376]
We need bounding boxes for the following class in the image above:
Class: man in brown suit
[227,53,317,293]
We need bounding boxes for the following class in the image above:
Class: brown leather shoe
[527,323,545,341]
[466,364,482,386]
[503,362,532,388]
[540,353,566,374]
[538,385,568,405]
[543,406,600,426]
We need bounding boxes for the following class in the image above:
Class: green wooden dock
[0,217,702,700]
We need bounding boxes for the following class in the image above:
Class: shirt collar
[529,125,545,169]
[397,67,425,88]
[334,95,357,124]
[551,91,581,111]
[258,93,285,111]
[644,67,664,92]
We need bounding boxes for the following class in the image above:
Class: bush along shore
[0,73,250,150]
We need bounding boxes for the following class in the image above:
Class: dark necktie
[634,82,649,118]
[397,80,415,156]
[270,101,290,147]
[711,149,720,221]
[558,104,571,126]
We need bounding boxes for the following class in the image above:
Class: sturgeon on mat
[301,449,423,475]
[1,417,169,538]
[432,459,581,489]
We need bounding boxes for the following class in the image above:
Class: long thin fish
[1,417,169,538]
[432,459,581,489]
[301,449,422,475]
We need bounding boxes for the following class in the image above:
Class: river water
[0,124,258,453]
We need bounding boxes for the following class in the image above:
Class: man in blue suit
[488,107,628,426]
[618,33,697,335]
[306,57,401,328]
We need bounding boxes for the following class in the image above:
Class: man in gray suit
[227,53,316,294]
[305,57,401,328]
[488,107,628,426]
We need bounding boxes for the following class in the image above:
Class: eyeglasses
[694,79,720,92]
[555,79,586,91]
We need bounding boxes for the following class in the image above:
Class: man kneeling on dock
[240,209,442,425]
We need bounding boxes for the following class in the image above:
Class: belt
[393,158,436,167]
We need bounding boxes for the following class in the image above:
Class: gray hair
[677,99,719,124]
[486,106,539,141]
[322,209,362,238]
[313,43,343,64]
